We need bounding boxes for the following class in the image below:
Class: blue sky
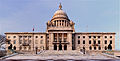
[0,0,120,50]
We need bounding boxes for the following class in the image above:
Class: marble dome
[51,3,69,21]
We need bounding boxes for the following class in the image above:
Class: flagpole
[33,26,34,51]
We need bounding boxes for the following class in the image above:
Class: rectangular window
[105,36,107,38]
[24,36,27,38]
[98,36,100,38]
[8,36,10,38]
[93,36,96,38]
[13,36,16,38]
[98,40,100,44]
[40,40,43,44]
[83,36,85,38]
[41,36,43,38]
[110,40,112,44]
[83,40,85,44]
[28,40,31,44]
[14,40,16,44]
[36,36,38,38]
[8,40,11,44]
[105,40,107,44]
[78,40,80,44]
[89,40,91,44]
[93,40,96,44]
[19,40,22,44]
[28,36,31,38]
[89,36,91,38]
[78,36,80,38]
[19,36,22,38]
[110,36,112,38]
[64,38,67,42]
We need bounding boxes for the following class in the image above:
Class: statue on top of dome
[59,3,62,10]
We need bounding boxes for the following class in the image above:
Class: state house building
[5,4,115,52]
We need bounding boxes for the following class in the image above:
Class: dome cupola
[51,3,69,21]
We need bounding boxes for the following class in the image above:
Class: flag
[33,28,34,31]
[33,25,34,31]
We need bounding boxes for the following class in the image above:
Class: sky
[0,0,120,50]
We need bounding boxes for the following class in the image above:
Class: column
[64,20,65,27]
[61,20,62,26]
[58,21,60,27]
[49,33,54,50]
[62,33,64,42]
[62,45,64,51]
[57,33,58,42]
[67,33,72,50]
[56,21,57,27]
[57,44,59,51]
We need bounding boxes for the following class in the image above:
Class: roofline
[75,32,116,34]
[5,32,46,34]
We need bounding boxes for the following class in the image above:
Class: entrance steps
[39,50,84,56]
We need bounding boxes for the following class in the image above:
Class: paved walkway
[4,50,116,60]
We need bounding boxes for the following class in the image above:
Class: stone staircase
[38,50,84,56]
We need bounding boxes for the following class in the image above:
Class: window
[93,36,96,38]
[8,36,10,38]
[89,40,91,44]
[110,40,112,44]
[93,40,96,44]
[28,36,31,38]
[105,40,107,44]
[105,36,107,38]
[64,33,67,37]
[36,36,38,38]
[98,46,101,50]
[89,46,92,50]
[41,36,43,38]
[78,36,80,38]
[28,40,31,44]
[83,40,85,44]
[24,36,27,38]
[98,40,100,44]
[19,36,22,38]
[78,40,80,44]
[14,40,16,44]
[40,40,43,44]
[105,46,107,50]
[83,36,85,38]
[13,36,16,38]
[8,40,11,44]
[64,38,67,42]
[98,36,100,38]
[94,46,96,50]
[19,40,22,44]
[110,36,112,38]
[89,36,91,38]
[29,46,31,50]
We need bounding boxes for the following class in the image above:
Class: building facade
[5,4,115,52]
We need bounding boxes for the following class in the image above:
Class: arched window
[108,44,112,50]
[98,46,101,50]
[54,44,57,50]
[13,46,16,50]
[105,46,107,50]
[14,40,16,44]
[89,46,92,50]
[59,44,62,50]
[94,46,96,50]
[8,44,12,49]
[64,44,67,50]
